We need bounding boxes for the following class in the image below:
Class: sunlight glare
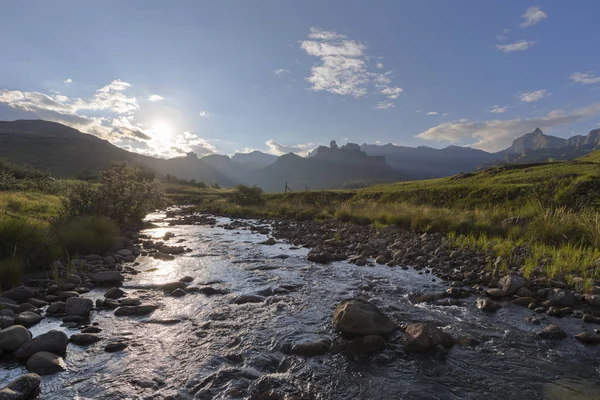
[152,121,173,143]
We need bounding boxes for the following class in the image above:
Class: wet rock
[404,322,454,353]
[536,324,567,340]
[27,299,48,308]
[260,238,277,245]
[151,253,175,261]
[105,342,128,352]
[45,302,65,315]
[582,294,600,308]
[0,309,15,317]
[119,298,141,306]
[346,335,386,355]
[26,351,66,375]
[511,297,537,307]
[582,314,600,324]
[526,316,541,325]
[516,287,535,298]
[476,298,501,312]
[0,316,14,329]
[548,289,577,307]
[92,271,124,285]
[64,297,93,317]
[117,249,133,257]
[486,288,505,298]
[375,255,387,264]
[96,298,119,309]
[196,287,229,296]
[81,326,102,334]
[498,274,526,296]
[179,276,194,283]
[332,298,397,335]
[58,291,80,301]
[14,312,42,328]
[104,287,126,300]
[158,245,186,255]
[70,333,102,346]
[307,250,333,264]
[157,281,188,292]
[289,338,331,356]
[15,330,69,359]
[1,286,35,301]
[234,294,265,305]
[574,332,600,345]
[114,305,158,317]
[0,373,41,399]
[0,325,32,352]
[170,288,186,297]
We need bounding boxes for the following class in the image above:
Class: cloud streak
[570,72,600,85]
[417,103,600,152]
[265,139,315,156]
[518,89,550,102]
[496,40,536,53]
[520,6,547,28]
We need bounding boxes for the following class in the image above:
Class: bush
[0,258,23,290]
[232,185,263,206]
[0,218,58,270]
[56,216,118,255]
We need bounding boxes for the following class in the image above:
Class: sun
[152,121,173,143]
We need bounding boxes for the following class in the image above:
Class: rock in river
[1,286,35,301]
[15,330,69,360]
[14,312,42,328]
[289,338,331,357]
[70,333,102,346]
[404,322,454,353]
[574,332,600,345]
[498,274,526,296]
[346,335,386,355]
[0,373,41,399]
[536,324,567,340]
[234,294,265,305]
[92,271,124,285]
[332,299,397,336]
[476,298,501,313]
[114,305,158,317]
[64,297,93,317]
[104,287,126,300]
[26,351,66,375]
[0,325,32,352]
[105,342,128,352]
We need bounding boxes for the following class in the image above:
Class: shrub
[0,258,22,290]
[0,218,58,270]
[56,216,118,255]
[232,185,263,206]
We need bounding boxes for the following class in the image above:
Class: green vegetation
[191,154,600,285]
[232,184,263,206]
[0,161,164,289]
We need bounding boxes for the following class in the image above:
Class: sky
[0,0,599,158]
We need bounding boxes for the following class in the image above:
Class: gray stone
[170,289,186,297]
[114,305,158,317]
[404,322,454,353]
[346,335,386,355]
[58,291,79,301]
[487,288,505,298]
[0,316,14,329]
[289,339,331,356]
[375,255,387,264]
[498,274,526,296]
[536,324,567,340]
[64,297,93,317]
[26,351,66,375]
[0,325,32,352]
[14,312,42,328]
[27,299,48,308]
[548,289,577,307]
[0,373,41,399]
[70,333,102,345]
[234,294,265,305]
[116,249,133,257]
[157,282,187,292]
[583,294,600,307]
[105,342,127,352]
[91,271,124,285]
[104,287,126,299]
[15,330,69,359]
[574,332,600,345]
[332,299,397,335]
[476,298,501,312]
[46,302,66,314]
[1,286,35,301]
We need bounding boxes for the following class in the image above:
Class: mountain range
[1,119,599,191]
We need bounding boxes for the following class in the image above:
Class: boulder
[582,314,600,324]
[582,294,600,308]
[157,282,187,292]
[26,351,66,375]
[498,274,526,296]
[234,294,265,305]
[105,342,128,352]
[332,299,397,335]
[104,287,126,300]
[114,305,158,317]
[179,276,194,283]
[0,316,14,329]
[574,332,600,345]
[15,330,69,359]
[486,288,505,298]
[404,322,454,353]
[307,250,333,264]
[46,302,66,314]
[1,286,35,301]
[27,299,48,308]
[289,339,331,357]
[116,249,133,257]
[91,271,124,285]
[14,312,42,328]
[70,333,102,346]
[547,290,577,307]
[476,298,501,313]
[260,238,277,246]
[536,324,567,340]
[64,297,93,317]
[346,335,386,355]
[375,255,387,265]
[0,373,41,399]
[0,325,32,352]
[81,326,102,334]
[170,289,186,297]
[58,291,80,301]
[510,297,537,307]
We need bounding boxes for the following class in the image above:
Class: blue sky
[0,0,599,158]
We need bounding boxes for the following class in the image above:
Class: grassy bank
[188,156,600,285]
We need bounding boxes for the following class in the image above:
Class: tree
[232,184,263,205]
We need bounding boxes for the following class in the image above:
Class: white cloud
[489,105,508,114]
[148,94,164,102]
[64,78,73,84]
[496,40,536,53]
[417,103,600,152]
[273,68,291,75]
[570,71,600,85]
[265,139,315,156]
[426,111,438,116]
[374,101,395,110]
[301,27,403,106]
[72,79,138,114]
[199,110,210,118]
[520,6,547,28]
[518,89,550,102]
[54,94,69,102]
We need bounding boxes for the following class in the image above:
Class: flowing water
[1,212,600,399]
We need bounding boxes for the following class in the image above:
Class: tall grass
[0,217,60,270]
[0,258,23,290]
[56,216,119,256]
